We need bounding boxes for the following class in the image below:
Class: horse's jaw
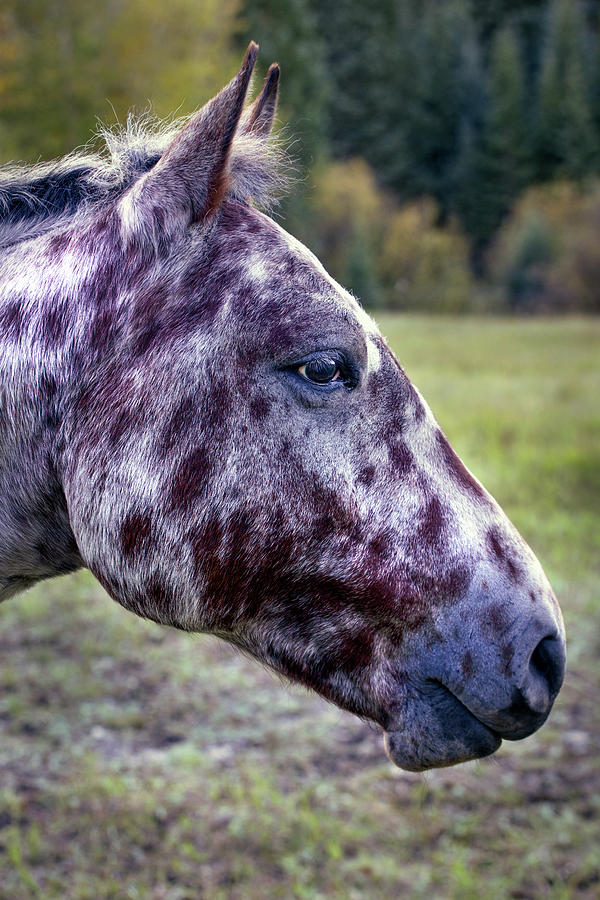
[0,575,37,603]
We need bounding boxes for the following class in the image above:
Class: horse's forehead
[219,204,382,369]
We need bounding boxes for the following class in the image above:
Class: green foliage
[307,158,385,306]
[380,200,474,312]
[0,0,241,162]
[492,210,556,311]
[308,0,399,170]
[400,0,486,223]
[305,160,473,312]
[470,0,549,46]
[310,0,486,224]
[489,180,600,310]
[235,0,331,245]
[4,0,600,308]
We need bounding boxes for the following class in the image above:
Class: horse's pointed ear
[243,63,280,138]
[120,42,259,248]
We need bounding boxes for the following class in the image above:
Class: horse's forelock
[0,110,288,250]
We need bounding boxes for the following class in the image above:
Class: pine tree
[240,0,330,169]
[461,27,531,251]
[307,0,400,171]
[388,0,485,223]
[470,0,548,49]
[536,0,598,181]
[239,0,331,237]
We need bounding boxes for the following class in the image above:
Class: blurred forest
[2,0,600,312]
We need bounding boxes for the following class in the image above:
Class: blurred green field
[1,316,599,899]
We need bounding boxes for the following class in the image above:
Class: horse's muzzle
[382,599,566,772]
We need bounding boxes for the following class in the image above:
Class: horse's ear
[242,63,280,138]
[120,42,259,248]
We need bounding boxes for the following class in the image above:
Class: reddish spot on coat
[367,531,392,558]
[43,305,67,346]
[358,465,375,486]
[0,302,24,338]
[487,527,505,562]
[486,602,508,635]
[145,575,175,623]
[461,650,474,679]
[169,446,212,512]
[88,305,116,349]
[249,395,270,421]
[500,642,513,677]
[436,430,486,501]
[487,526,523,583]
[47,231,72,256]
[160,395,197,454]
[418,496,446,547]
[120,511,153,557]
[389,441,413,477]
[321,627,375,678]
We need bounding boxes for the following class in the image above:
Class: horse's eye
[298,356,341,384]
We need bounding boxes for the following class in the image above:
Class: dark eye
[298,356,341,384]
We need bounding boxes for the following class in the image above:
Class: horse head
[0,44,565,771]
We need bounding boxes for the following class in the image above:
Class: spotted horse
[0,44,565,771]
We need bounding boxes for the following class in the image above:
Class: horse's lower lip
[383,683,502,772]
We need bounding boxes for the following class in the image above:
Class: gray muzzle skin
[384,567,566,772]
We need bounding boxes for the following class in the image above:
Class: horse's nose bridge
[464,497,565,635]
[472,542,565,654]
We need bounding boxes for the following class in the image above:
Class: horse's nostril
[529,635,565,698]
[496,633,566,738]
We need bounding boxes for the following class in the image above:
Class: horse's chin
[383,685,502,772]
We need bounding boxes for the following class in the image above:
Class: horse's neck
[0,377,83,602]
[0,246,84,600]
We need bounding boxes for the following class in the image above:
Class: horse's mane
[0,113,287,249]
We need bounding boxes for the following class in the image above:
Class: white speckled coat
[0,45,565,771]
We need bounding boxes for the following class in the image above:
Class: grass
[1,315,599,899]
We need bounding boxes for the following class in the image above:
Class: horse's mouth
[383,682,502,772]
